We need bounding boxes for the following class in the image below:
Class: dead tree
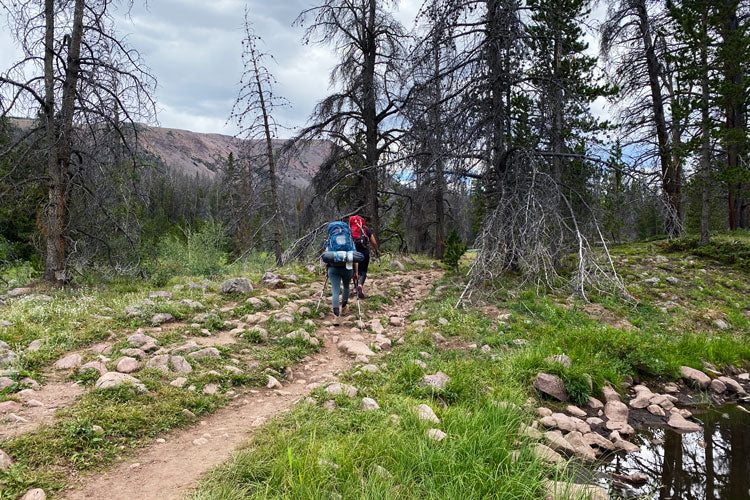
[0,0,156,284]
[293,0,406,236]
[230,13,286,265]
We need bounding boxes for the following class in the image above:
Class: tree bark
[45,0,85,285]
[699,24,712,246]
[635,0,681,237]
[431,34,446,259]
[362,0,380,236]
[486,0,507,179]
[252,53,283,266]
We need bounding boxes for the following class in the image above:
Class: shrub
[442,229,467,272]
[151,222,228,280]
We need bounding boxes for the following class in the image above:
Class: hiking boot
[341,301,348,315]
[356,286,366,299]
[333,307,341,326]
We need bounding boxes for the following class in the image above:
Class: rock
[119,348,146,359]
[713,318,730,330]
[95,372,145,391]
[512,338,527,346]
[586,417,603,426]
[361,397,380,411]
[605,400,630,426]
[146,354,171,372]
[180,299,204,309]
[53,353,83,370]
[545,354,572,369]
[427,428,446,441]
[566,405,587,418]
[0,349,18,368]
[649,394,675,411]
[170,377,188,388]
[716,376,745,395]
[544,430,578,456]
[629,390,654,409]
[663,382,680,393]
[79,361,108,375]
[710,379,727,394]
[532,443,564,465]
[266,375,282,389]
[149,291,172,299]
[583,432,615,451]
[564,431,597,461]
[127,332,158,348]
[536,407,553,417]
[115,357,139,373]
[188,347,221,360]
[417,403,440,424]
[389,316,404,327]
[520,423,543,440]
[151,313,174,325]
[246,297,265,309]
[587,397,604,409]
[432,332,446,343]
[544,480,607,500]
[680,366,711,389]
[220,278,253,294]
[644,277,659,285]
[338,340,375,357]
[172,341,201,354]
[0,400,21,413]
[421,371,450,390]
[182,409,196,418]
[7,287,32,297]
[412,359,427,370]
[325,382,358,397]
[224,365,243,375]
[0,448,13,471]
[0,377,14,390]
[19,489,47,500]
[390,260,405,271]
[647,404,666,417]
[665,276,679,285]
[273,313,294,324]
[170,355,193,374]
[667,412,701,432]
[360,364,380,374]
[203,383,219,395]
[612,435,640,454]
[533,373,569,402]
[27,339,43,352]
[370,319,385,335]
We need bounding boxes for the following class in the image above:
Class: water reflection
[594,405,750,499]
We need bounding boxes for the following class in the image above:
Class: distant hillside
[8,118,331,188]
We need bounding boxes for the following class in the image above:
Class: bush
[442,229,467,272]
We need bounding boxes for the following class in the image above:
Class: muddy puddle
[583,404,750,499]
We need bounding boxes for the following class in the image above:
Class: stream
[587,405,750,499]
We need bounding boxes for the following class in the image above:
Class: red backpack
[349,215,369,248]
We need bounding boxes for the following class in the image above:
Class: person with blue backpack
[321,221,363,324]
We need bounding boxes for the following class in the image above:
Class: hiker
[349,215,380,298]
[322,221,360,325]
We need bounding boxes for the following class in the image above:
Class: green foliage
[150,222,228,281]
[441,229,467,272]
[662,234,750,271]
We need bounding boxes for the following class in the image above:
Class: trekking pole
[315,274,329,312]
[355,284,364,331]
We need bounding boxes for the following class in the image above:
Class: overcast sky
[1,0,608,138]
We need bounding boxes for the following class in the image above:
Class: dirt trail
[63,269,441,500]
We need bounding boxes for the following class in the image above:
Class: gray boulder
[533,373,569,402]
[220,278,253,294]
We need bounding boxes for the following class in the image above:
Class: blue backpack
[326,221,355,253]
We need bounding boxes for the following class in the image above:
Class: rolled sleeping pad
[321,250,365,265]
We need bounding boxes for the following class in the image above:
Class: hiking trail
[62,268,441,500]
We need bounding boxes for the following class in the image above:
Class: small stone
[127,332,157,348]
[188,347,221,360]
[710,379,727,394]
[193,437,209,446]
[220,278,253,294]
[0,448,13,471]
[53,353,83,370]
[680,366,711,389]
[325,382,357,397]
[545,354,572,368]
[27,339,43,352]
[536,407,553,417]
[149,291,172,299]
[151,313,174,325]
[566,405,587,418]
[667,412,701,432]
[95,372,145,391]
[203,383,219,395]
[19,489,46,500]
[361,397,380,411]
[170,377,188,388]
[417,403,440,424]
[412,359,427,370]
[390,260,405,271]
[338,340,375,357]
[170,355,193,374]
[0,377,13,390]
[718,376,746,394]
[647,404,666,417]
[421,371,450,390]
[665,276,679,285]
[644,277,659,285]
[360,364,380,374]
[116,357,140,373]
[427,428,446,441]
[266,375,282,389]
[182,408,196,418]
[146,354,170,372]
[389,317,404,327]
[533,373,569,402]
[587,397,604,409]
[713,318,730,330]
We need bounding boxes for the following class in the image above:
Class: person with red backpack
[348,215,380,298]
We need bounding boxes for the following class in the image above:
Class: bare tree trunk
[45,0,84,285]
[634,0,680,237]
[252,55,283,265]
[699,31,711,246]
[431,36,446,259]
[487,0,507,178]
[363,0,380,236]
